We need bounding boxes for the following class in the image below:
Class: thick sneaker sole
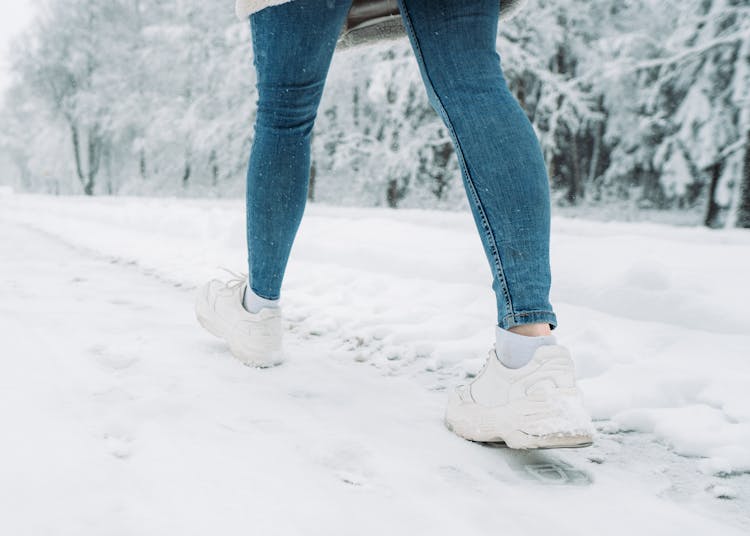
[444,387,594,449]
[195,284,284,368]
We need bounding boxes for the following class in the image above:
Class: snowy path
[1,193,749,534]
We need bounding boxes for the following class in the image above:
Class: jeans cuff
[499,310,558,331]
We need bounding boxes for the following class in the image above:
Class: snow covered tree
[14,0,134,194]
[585,0,750,222]
[2,0,748,227]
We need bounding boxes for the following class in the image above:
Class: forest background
[1,0,749,228]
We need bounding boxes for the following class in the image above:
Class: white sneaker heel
[195,273,284,368]
[445,345,594,449]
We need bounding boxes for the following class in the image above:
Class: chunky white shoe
[194,273,284,367]
[445,345,594,449]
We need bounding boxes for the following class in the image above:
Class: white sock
[495,326,557,369]
[242,280,280,313]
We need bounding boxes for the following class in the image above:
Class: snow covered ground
[1,192,749,535]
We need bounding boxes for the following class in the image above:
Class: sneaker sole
[444,389,594,450]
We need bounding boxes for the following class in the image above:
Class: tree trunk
[386,176,408,208]
[308,160,316,201]
[516,77,526,109]
[70,123,85,184]
[140,149,147,180]
[70,121,102,196]
[210,149,219,187]
[352,86,360,127]
[587,96,605,190]
[736,131,750,228]
[103,143,113,195]
[431,141,453,200]
[84,126,102,196]
[183,160,191,188]
[566,135,582,205]
[704,161,722,228]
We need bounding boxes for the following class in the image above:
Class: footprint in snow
[319,444,375,488]
[485,444,593,486]
[438,464,485,491]
[89,344,139,371]
[102,431,135,460]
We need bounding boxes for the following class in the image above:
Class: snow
[1,192,749,534]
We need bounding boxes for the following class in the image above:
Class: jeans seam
[500,310,557,330]
[397,0,514,318]
[507,310,556,317]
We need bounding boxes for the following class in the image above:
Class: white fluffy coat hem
[235,0,295,20]
[235,0,527,21]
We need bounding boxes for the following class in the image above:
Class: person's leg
[400,0,594,447]
[396,0,558,335]
[246,0,353,301]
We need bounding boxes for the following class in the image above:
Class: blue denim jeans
[247,0,558,330]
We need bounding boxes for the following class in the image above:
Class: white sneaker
[194,273,284,367]
[445,344,594,449]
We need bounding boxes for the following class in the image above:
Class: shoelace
[217,266,248,290]
[474,347,497,378]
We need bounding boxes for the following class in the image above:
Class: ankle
[242,283,280,314]
[508,323,552,337]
